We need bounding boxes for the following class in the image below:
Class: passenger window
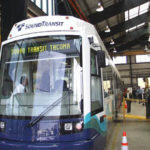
[91,50,103,115]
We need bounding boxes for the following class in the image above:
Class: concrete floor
[128,101,146,117]
[105,102,150,150]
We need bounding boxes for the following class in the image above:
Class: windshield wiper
[26,92,68,127]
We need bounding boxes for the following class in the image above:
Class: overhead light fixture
[96,2,104,12]
[113,47,117,53]
[148,35,150,42]
[105,26,111,33]
[110,39,115,45]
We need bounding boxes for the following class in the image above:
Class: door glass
[91,50,103,115]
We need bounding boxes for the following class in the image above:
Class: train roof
[8,15,96,40]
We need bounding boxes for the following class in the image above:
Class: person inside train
[13,75,28,94]
[54,80,68,92]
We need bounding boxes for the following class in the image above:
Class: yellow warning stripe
[125,98,147,103]
[111,123,121,150]
[106,116,113,120]
[125,114,150,121]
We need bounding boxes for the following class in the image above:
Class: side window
[91,50,103,115]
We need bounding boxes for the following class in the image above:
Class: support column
[129,56,133,87]
[1,0,28,42]
[55,0,73,15]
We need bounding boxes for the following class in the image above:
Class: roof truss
[99,11,150,39]
[88,0,149,24]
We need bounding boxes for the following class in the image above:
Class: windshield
[0,35,83,118]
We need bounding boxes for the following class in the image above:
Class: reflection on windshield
[0,35,82,117]
[26,91,70,127]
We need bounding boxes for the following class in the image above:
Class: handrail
[122,97,149,121]
[123,97,126,121]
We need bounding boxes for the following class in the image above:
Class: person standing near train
[136,86,142,104]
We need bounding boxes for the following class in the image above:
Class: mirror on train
[97,50,106,68]
[88,37,94,44]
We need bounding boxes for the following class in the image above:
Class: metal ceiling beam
[99,12,150,39]
[28,0,46,17]
[108,35,147,52]
[88,0,149,24]
[105,26,149,49]
[79,0,91,14]
[113,36,146,52]
[110,50,150,56]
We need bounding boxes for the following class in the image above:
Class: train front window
[0,35,83,117]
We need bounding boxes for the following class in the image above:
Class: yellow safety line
[106,116,113,120]
[126,98,147,103]
[122,97,150,121]
[125,114,150,121]
[123,97,126,121]
[111,123,121,150]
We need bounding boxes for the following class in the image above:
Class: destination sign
[28,45,47,53]
[11,40,76,56]
[11,48,25,55]
[50,43,70,51]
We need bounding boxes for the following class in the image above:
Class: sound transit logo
[16,21,64,32]
[17,23,25,31]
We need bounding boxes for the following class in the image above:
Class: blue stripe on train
[0,133,106,150]
[0,117,106,150]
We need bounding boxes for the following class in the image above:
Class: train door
[89,48,107,149]
[90,49,104,115]
[113,74,118,119]
[111,72,116,119]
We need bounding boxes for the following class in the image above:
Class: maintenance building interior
[0,0,150,150]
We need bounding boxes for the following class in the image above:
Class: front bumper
[0,139,93,150]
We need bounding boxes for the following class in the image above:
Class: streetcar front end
[0,16,107,150]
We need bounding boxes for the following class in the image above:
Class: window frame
[113,56,127,65]
[90,48,104,116]
[136,55,150,63]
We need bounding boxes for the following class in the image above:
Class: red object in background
[123,88,128,97]
[125,102,127,109]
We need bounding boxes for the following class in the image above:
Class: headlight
[75,122,83,130]
[0,121,5,131]
[60,121,83,135]
[64,123,73,131]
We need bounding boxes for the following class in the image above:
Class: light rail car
[0,16,122,150]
